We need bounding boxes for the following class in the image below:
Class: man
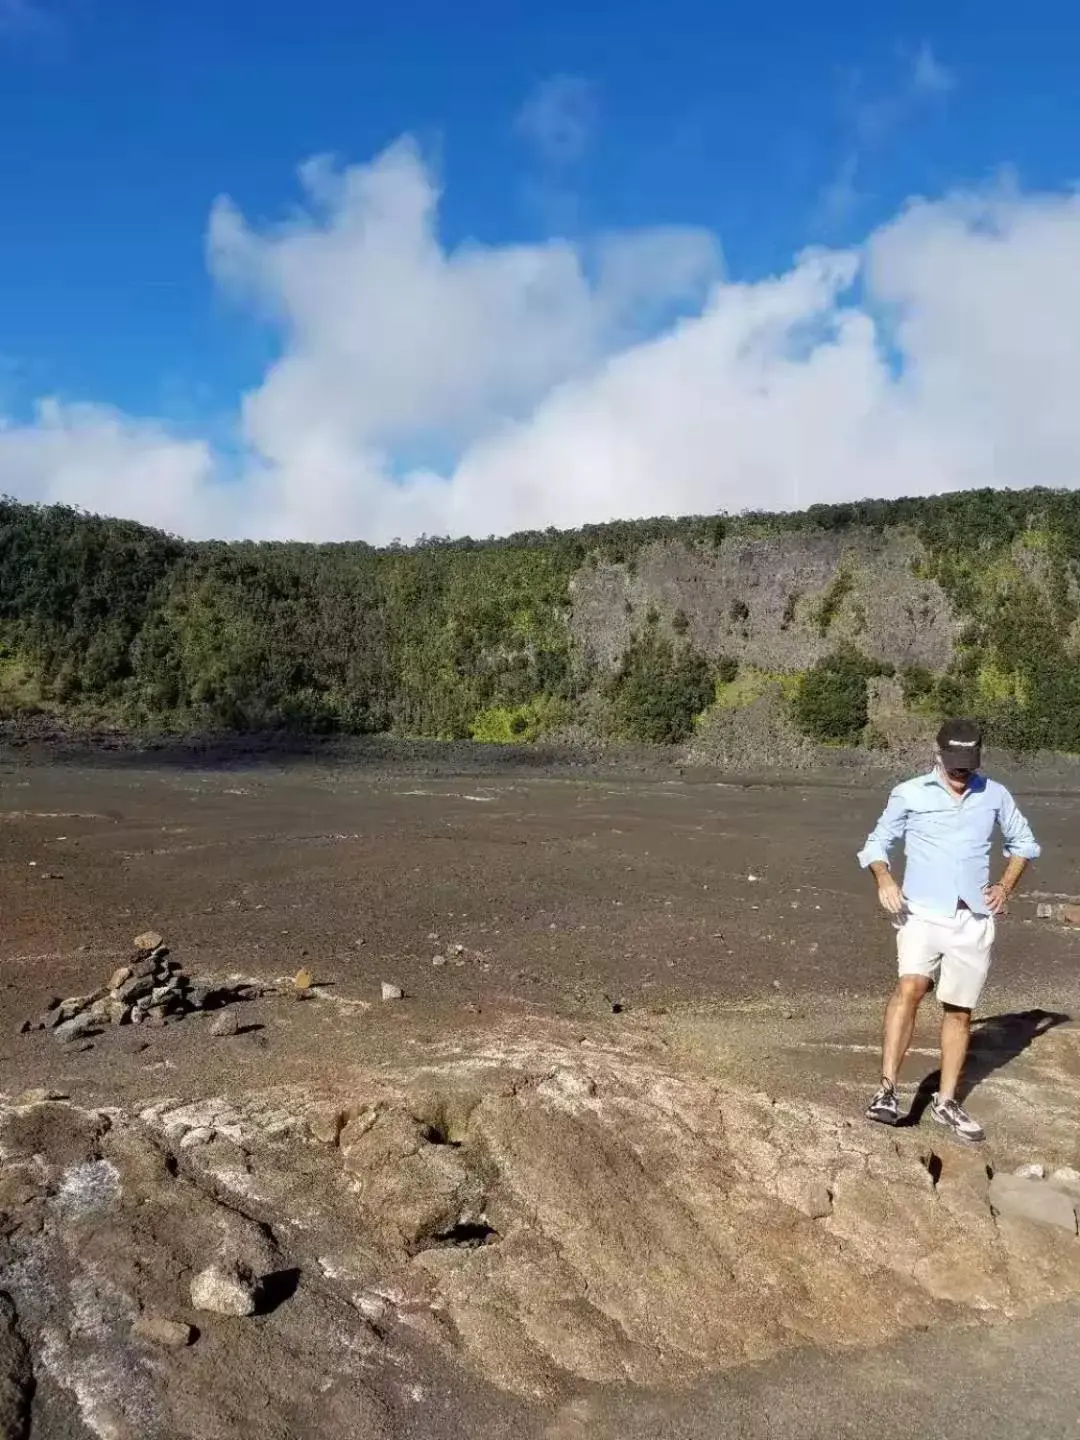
[857,718,1040,1142]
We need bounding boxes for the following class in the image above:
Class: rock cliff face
[571,530,958,677]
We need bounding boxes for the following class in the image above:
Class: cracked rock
[776,1169,833,1219]
[989,1172,1079,1233]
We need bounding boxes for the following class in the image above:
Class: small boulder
[1036,902,1054,919]
[133,1314,196,1348]
[116,974,155,1004]
[432,955,447,968]
[294,968,313,992]
[190,1264,256,1317]
[381,982,404,1002]
[107,1002,131,1027]
[108,966,133,991]
[133,931,165,954]
[56,997,89,1022]
[53,1014,98,1045]
[210,1010,239,1039]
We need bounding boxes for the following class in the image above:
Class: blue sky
[1,0,1079,541]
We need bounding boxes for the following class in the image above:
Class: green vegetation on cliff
[2,486,1080,753]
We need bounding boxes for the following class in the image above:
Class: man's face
[938,754,975,791]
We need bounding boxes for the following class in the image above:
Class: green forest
[2,486,1080,754]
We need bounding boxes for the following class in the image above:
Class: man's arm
[857,788,909,916]
[985,788,1041,914]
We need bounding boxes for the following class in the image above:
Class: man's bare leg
[938,1004,972,1102]
[881,975,932,1085]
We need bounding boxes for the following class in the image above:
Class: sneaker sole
[930,1110,984,1143]
[866,1109,900,1126]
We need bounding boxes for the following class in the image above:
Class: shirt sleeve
[857,787,908,869]
[998,788,1041,860]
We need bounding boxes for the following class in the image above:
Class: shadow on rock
[904,1008,1071,1125]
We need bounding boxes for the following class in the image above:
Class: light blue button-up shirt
[857,770,1041,917]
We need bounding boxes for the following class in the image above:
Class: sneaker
[866,1080,900,1126]
[930,1094,985,1143]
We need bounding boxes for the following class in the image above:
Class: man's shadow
[903,1008,1071,1126]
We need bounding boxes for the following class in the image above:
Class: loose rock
[1036,902,1054,919]
[133,930,165,953]
[133,1314,196,1348]
[294,968,313,992]
[210,1010,240,1039]
[115,974,155,1004]
[381,982,404,1002]
[432,955,447,967]
[1013,1162,1045,1179]
[53,1015,98,1045]
[108,966,132,990]
[190,1264,256,1317]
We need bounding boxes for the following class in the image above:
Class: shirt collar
[923,768,986,795]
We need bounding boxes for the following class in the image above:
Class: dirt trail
[1,757,1078,1437]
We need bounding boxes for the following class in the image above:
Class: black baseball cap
[937,718,982,770]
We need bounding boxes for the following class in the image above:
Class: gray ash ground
[0,746,1079,1439]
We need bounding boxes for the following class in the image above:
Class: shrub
[607,634,714,745]
[469,696,569,744]
[812,566,855,636]
[791,647,887,745]
[716,655,738,686]
[899,664,935,706]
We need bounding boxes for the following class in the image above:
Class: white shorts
[895,908,995,1010]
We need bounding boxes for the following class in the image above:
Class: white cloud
[3,141,1080,544]
[0,400,224,537]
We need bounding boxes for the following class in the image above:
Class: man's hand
[983,883,1009,916]
[875,872,905,916]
